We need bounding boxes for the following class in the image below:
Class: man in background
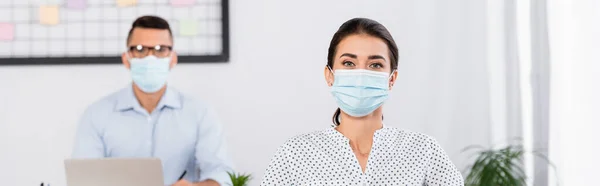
[72,16,233,186]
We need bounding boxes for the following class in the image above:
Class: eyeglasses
[128,45,173,58]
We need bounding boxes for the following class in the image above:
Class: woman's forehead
[336,34,389,59]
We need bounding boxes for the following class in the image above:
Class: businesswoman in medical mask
[261,18,463,186]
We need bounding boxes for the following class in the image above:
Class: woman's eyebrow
[368,55,386,61]
[339,53,357,59]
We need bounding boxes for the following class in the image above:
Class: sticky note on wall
[180,20,198,36]
[40,5,60,25]
[117,0,137,7]
[67,0,87,10]
[0,23,15,41]
[171,0,195,7]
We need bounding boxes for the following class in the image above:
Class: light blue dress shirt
[72,85,234,185]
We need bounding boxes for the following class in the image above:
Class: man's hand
[172,179,195,186]
[172,179,220,186]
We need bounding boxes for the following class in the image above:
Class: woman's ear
[122,52,130,69]
[324,65,334,87]
[389,70,398,90]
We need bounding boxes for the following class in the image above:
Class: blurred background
[0,0,598,185]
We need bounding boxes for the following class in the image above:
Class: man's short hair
[126,16,173,44]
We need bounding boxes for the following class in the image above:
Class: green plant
[228,172,252,186]
[463,144,556,186]
[464,145,526,186]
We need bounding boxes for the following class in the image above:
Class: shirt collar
[327,125,388,146]
[326,127,349,145]
[158,86,182,109]
[115,84,182,112]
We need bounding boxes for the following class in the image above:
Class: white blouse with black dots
[261,127,464,186]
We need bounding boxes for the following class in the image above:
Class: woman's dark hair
[327,18,399,126]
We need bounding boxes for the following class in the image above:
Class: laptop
[64,158,164,186]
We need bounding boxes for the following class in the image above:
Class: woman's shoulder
[276,128,340,150]
[380,127,440,147]
[284,127,336,142]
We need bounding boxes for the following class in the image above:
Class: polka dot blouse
[261,127,463,186]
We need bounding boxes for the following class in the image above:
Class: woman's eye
[342,61,355,67]
[370,63,383,68]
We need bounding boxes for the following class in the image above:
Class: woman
[261,18,463,185]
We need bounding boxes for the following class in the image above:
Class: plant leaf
[228,172,252,186]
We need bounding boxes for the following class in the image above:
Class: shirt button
[147,117,152,122]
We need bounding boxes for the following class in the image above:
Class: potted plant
[463,145,555,186]
[228,172,252,186]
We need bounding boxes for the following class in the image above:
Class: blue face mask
[330,68,393,117]
[129,55,171,93]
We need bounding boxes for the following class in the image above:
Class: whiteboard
[0,0,229,65]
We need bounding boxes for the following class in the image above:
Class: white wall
[0,0,492,185]
[548,0,600,185]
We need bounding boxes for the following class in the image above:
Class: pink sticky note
[67,0,87,10]
[0,23,15,41]
[170,0,195,7]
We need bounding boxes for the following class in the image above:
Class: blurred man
[72,16,233,186]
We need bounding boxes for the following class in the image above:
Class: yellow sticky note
[117,0,137,7]
[39,5,60,25]
[180,20,198,36]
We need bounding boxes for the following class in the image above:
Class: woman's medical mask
[329,67,393,117]
[129,55,171,93]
